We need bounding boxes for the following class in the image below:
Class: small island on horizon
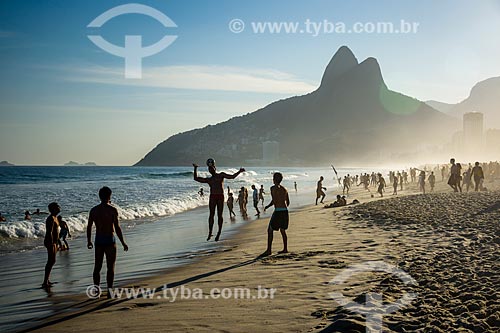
[0,161,15,166]
[63,161,98,166]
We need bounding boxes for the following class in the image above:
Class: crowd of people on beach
[318,159,492,204]
[8,156,497,297]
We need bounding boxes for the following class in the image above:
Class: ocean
[0,165,370,332]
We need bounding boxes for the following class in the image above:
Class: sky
[1,0,500,165]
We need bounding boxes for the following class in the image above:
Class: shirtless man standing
[42,202,61,288]
[448,158,459,192]
[193,158,245,241]
[87,187,128,295]
[316,176,326,205]
[262,172,290,256]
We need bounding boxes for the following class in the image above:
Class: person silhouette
[193,158,245,241]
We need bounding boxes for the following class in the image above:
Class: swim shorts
[269,209,289,231]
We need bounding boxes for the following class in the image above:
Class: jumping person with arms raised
[193,159,245,241]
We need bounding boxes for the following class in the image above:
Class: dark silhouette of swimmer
[193,159,245,241]
[316,176,326,205]
[42,202,60,288]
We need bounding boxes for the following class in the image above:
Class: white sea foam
[0,195,208,239]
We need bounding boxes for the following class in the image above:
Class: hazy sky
[1,0,500,165]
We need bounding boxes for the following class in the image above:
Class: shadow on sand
[19,256,263,332]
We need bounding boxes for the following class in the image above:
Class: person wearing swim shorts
[58,216,71,250]
[193,159,245,241]
[259,185,265,206]
[261,172,290,257]
[87,187,128,295]
[42,202,60,288]
[316,176,326,205]
[448,158,459,192]
[251,184,261,216]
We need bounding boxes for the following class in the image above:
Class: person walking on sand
[316,176,326,205]
[418,170,426,194]
[441,165,446,182]
[251,185,261,216]
[42,202,60,288]
[472,162,484,192]
[343,176,350,195]
[261,172,290,257]
[399,171,404,191]
[87,187,128,296]
[193,159,245,241]
[259,185,265,206]
[377,173,386,197]
[448,158,459,192]
[463,167,472,192]
[392,175,398,195]
[428,171,436,192]
[456,163,463,193]
[294,181,297,192]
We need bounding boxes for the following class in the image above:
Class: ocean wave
[0,195,208,239]
[138,171,194,179]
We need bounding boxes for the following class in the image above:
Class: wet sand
[24,180,500,332]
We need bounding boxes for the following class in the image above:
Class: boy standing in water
[259,185,265,206]
[87,187,128,295]
[42,202,60,288]
[193,159,245,241]
[261,172,290,256]
[58,216,72,250]
[227,192,236,218]
[251,184,261,216]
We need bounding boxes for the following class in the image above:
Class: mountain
[0,161,14,166]
[136,46,458,166]
[425,100,454,114]
[427,77,500,127]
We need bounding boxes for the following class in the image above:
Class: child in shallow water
[58,216,72,250]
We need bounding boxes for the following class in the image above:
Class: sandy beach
[25,180,500,333]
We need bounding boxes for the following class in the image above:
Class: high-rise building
[463,112,483,156]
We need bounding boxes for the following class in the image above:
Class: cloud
[66,64,317,94]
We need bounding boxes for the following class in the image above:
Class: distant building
[262,141,279,163]
[463,112,483,156]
